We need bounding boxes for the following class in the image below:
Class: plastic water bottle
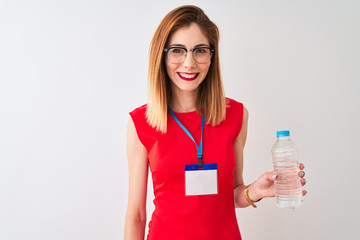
[272,130,303,209]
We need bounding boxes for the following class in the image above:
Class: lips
[177,72,199,81]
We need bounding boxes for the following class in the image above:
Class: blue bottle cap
[277,130,290,137]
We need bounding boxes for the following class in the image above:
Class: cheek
[165,60,170,74]
[201,64,211,76]
[165,61,176,76]
[165,64,172,81]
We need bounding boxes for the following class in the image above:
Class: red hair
[146,5,226,133]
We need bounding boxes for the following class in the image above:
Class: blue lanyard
[169,108,205,168]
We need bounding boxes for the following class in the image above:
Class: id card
[185,163,218,196]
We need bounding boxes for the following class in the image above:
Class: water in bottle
[272,130,303,209]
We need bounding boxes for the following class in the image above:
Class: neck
[170,85,198,113]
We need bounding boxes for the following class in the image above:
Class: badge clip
[198,155,203,168]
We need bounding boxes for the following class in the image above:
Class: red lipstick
[177,73,199,81]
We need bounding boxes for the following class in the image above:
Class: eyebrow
[168,43,210,48]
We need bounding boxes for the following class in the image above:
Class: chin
[175,81,202,92]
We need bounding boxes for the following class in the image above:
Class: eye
[170,48,185,54]
[193,48,208,54]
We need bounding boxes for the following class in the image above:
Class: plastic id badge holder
[185,163,218,196]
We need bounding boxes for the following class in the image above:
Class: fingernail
[272,174,278,179]
[300,172,305,177]
[303,179,306,184]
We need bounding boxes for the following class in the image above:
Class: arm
[233,107,307,208]
[233,107,278,208]
[233,106,257,208]
[124,117,149,240]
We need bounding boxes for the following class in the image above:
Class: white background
[1,0,359,239]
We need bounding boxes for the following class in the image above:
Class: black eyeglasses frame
[163,46,215,55]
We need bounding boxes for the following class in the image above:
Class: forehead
[168,22,210,46]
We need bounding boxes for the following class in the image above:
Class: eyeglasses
[164,47,215,64]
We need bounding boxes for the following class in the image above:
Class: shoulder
[226,97,243,107]
[128,103,149,134]
[220,97,248,142]
[225,97,246,115]
[224,97,248,127]
[129,103,148,117]
[128,103,153,153]
[129,104,149,126]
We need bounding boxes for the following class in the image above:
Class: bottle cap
[277,130,290,137]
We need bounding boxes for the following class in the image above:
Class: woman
[125,5,307,240]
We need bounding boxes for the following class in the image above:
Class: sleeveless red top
[129,97,243,240]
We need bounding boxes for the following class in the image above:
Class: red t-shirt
[129,97,243,240]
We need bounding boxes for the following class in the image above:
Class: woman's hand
[248,163,307,201]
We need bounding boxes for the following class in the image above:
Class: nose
[183,51,197,68]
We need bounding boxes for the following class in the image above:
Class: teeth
[179,73,197,78]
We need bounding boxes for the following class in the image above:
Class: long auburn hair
[146,5,226,133]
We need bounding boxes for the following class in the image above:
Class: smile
[177,72,200,81]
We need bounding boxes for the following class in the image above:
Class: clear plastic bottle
[272,130,303,209]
